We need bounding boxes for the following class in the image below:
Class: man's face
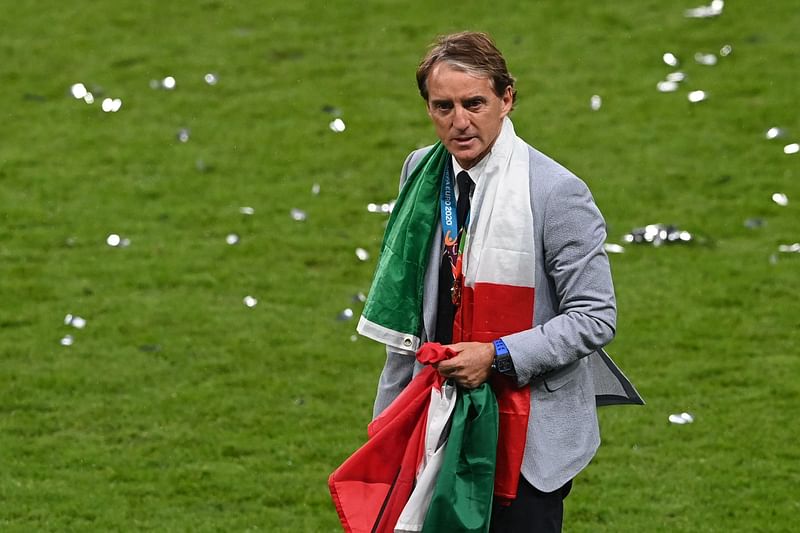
[425,62,513,170]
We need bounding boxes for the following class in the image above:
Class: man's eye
[435,102,453,111]
[465,100,483,110]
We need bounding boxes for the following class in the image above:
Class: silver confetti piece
[662,53,679,67]
[101,98,123,113]
[64,314,87,329]
[177,128,190,143]
[657,80,679,93]
[329,118,346,133]
[694,52,718,66]
[778,243,800,253]
[590,95,602,111]
[720,44,733,56]
[311,183,321,195]
[367,201,396,214]
[225,233,239,245]
[784,143,799,155]
[350,334,358,342]
[603,243,625,254]
[669,412,695,424]
[355,248,370,261]
[60,335,74,347]
[624,224,693,246]
[666,71,687,83]
[337,308,354,321]
[353,292,367,303]
[162,76,176,90]
[744,218,765,229]
[204,73,218,85]
[688,90,707,103]
[684,0,724,18]
[772,193,789,206]
[290,208,307,221]
[239,206,255,215]
[243,295,258,308]
[106,234,130,247]
[70,83,88,99]
[83,92,95,104]
[765,127,786,140]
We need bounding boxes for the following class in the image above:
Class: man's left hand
[435,341,495,389]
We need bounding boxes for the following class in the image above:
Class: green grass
[1,0,799,531]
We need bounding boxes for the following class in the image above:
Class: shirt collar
[451,154,488,185]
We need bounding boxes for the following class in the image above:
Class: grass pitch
[1,1,798,531]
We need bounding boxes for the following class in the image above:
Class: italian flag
[338,118,535,530]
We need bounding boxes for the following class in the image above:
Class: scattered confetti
[765,127,786,140]
[311,183,321,195]
[64,314,87,329]
[604,243,625,254]
[778,243,800,253]
[666,72,687,83]
[367,201,395,214]
[783,143,799,155]
[337,308,354,321]
[772,193,789,206]
[684,0,724,18]
[694,52,718,66]
[177,128,190,143]
[688,90,708,103]
[662,52,679,67]
[70,83,88,99]
[101,97,123,113]
[329,118,346,133]
[744,218,765,229]
[243,295,258,308]
[239,206,255,215]
[106,234,131,247]
[720,44,733,56]
[657,80,679,93]
[355,248,370,261]
[225,233,240,245]
[590,94,602,111]
[204,73,218,85]
[290,208,307,221]
[669,412,695,424]
[60,335,74,347]
[623,224,693,246]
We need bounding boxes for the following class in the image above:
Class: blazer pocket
[542,361,579,392]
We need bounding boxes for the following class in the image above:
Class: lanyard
[440,164,470,304]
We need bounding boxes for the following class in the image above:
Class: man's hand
[435,341,495,389]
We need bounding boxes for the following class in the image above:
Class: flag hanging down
[329,344,498,533]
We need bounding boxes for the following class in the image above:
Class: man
[356,31,641,532]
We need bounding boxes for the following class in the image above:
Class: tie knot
[456,171,472,197]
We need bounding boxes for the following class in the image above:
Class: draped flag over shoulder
[356,142,449,352]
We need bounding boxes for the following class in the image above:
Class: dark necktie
[434,171,472,344]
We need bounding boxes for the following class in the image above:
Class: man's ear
[500,86,513,118]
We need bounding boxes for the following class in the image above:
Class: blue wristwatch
[492,339,516,376]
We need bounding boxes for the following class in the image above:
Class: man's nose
[453,106,470,130]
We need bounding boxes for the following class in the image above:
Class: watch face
[496,355,514,373]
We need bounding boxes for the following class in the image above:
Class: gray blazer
[373,143,642,492]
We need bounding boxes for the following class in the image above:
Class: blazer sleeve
[501,174,617,386]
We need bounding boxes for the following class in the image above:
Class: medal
[451,276,462,306]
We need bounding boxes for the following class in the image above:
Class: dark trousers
[489,477,573,533]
